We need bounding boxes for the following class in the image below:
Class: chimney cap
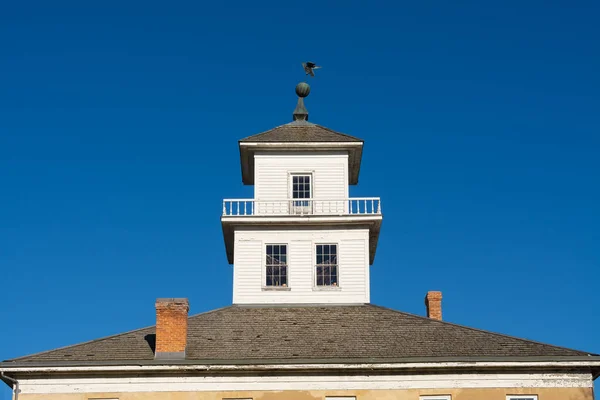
[425,291,442,300]
[156,298,189,303]
[155,298,189,310]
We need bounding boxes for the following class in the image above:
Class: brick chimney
[155,298,189,359]
[425,291,442,320]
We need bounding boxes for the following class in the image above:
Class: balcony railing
[222,198,381,217]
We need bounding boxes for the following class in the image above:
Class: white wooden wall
[233,229,370,304]
[254,151,349,201]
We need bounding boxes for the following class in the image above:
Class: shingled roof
[239,120,363,143]
[2,304,593,366]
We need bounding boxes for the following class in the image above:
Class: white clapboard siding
[233,229,369,304]
[254,151,349,202]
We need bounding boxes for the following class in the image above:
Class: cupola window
[316,244,338,287]
[265,244,288,287]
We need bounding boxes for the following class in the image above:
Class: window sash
[292,174,311,207]
[315,244,338,286]
[265,244,287,287]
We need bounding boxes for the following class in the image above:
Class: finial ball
[295,82,310,98]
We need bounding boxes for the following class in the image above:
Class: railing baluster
[222,198,381,217]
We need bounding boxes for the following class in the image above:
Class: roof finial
[293,82,310,121]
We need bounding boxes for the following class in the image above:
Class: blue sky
[1,0,599,397]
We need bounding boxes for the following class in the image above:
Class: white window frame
[420,396,451,400]
[89,398,119,400]
[314,242,341,289]
[507,396,538,400]
[289,172,314,214]
[262,243,290,291]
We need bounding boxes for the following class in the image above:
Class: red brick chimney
[155,298,189,359]
[425,291,442,320]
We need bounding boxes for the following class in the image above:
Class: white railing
[222,198,381,217]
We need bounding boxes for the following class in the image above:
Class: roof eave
[2,356,600,376]
[238,141,364,185]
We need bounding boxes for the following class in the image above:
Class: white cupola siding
[254,151,349,207]
[233,229,370,304]
[221,82,382,305]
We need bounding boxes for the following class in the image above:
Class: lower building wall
[18,388,595,400]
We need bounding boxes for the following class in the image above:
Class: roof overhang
[2,357,600,377]
[221,215,382,265]
[239,142,364,185]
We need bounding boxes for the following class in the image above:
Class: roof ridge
[238,121,363,143]
[366,304,595,356]
[238,123,288,141]
[312,123,363,141]
[4,305,236,363]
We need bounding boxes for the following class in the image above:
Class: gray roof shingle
[239,120,363,143]
[3,304,593,365]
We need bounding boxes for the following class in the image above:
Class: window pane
[266,244,288,287]
[292,175,311,200]
[316,244,338,287]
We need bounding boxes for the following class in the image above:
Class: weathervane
[302,61,321,77]
[293,62,321,122]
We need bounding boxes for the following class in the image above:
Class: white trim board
[16,373,592,394]
[3,360,600,373]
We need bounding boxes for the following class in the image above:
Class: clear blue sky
[1,1,599,397]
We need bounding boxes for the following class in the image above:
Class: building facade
[1,82,598,400]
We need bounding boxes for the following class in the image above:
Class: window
[507,396,537,400]
[292,174,311,207]
[88,398,119,400]
[265,244,287,287]
[316,244,338,287]
[420,396,451,400]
